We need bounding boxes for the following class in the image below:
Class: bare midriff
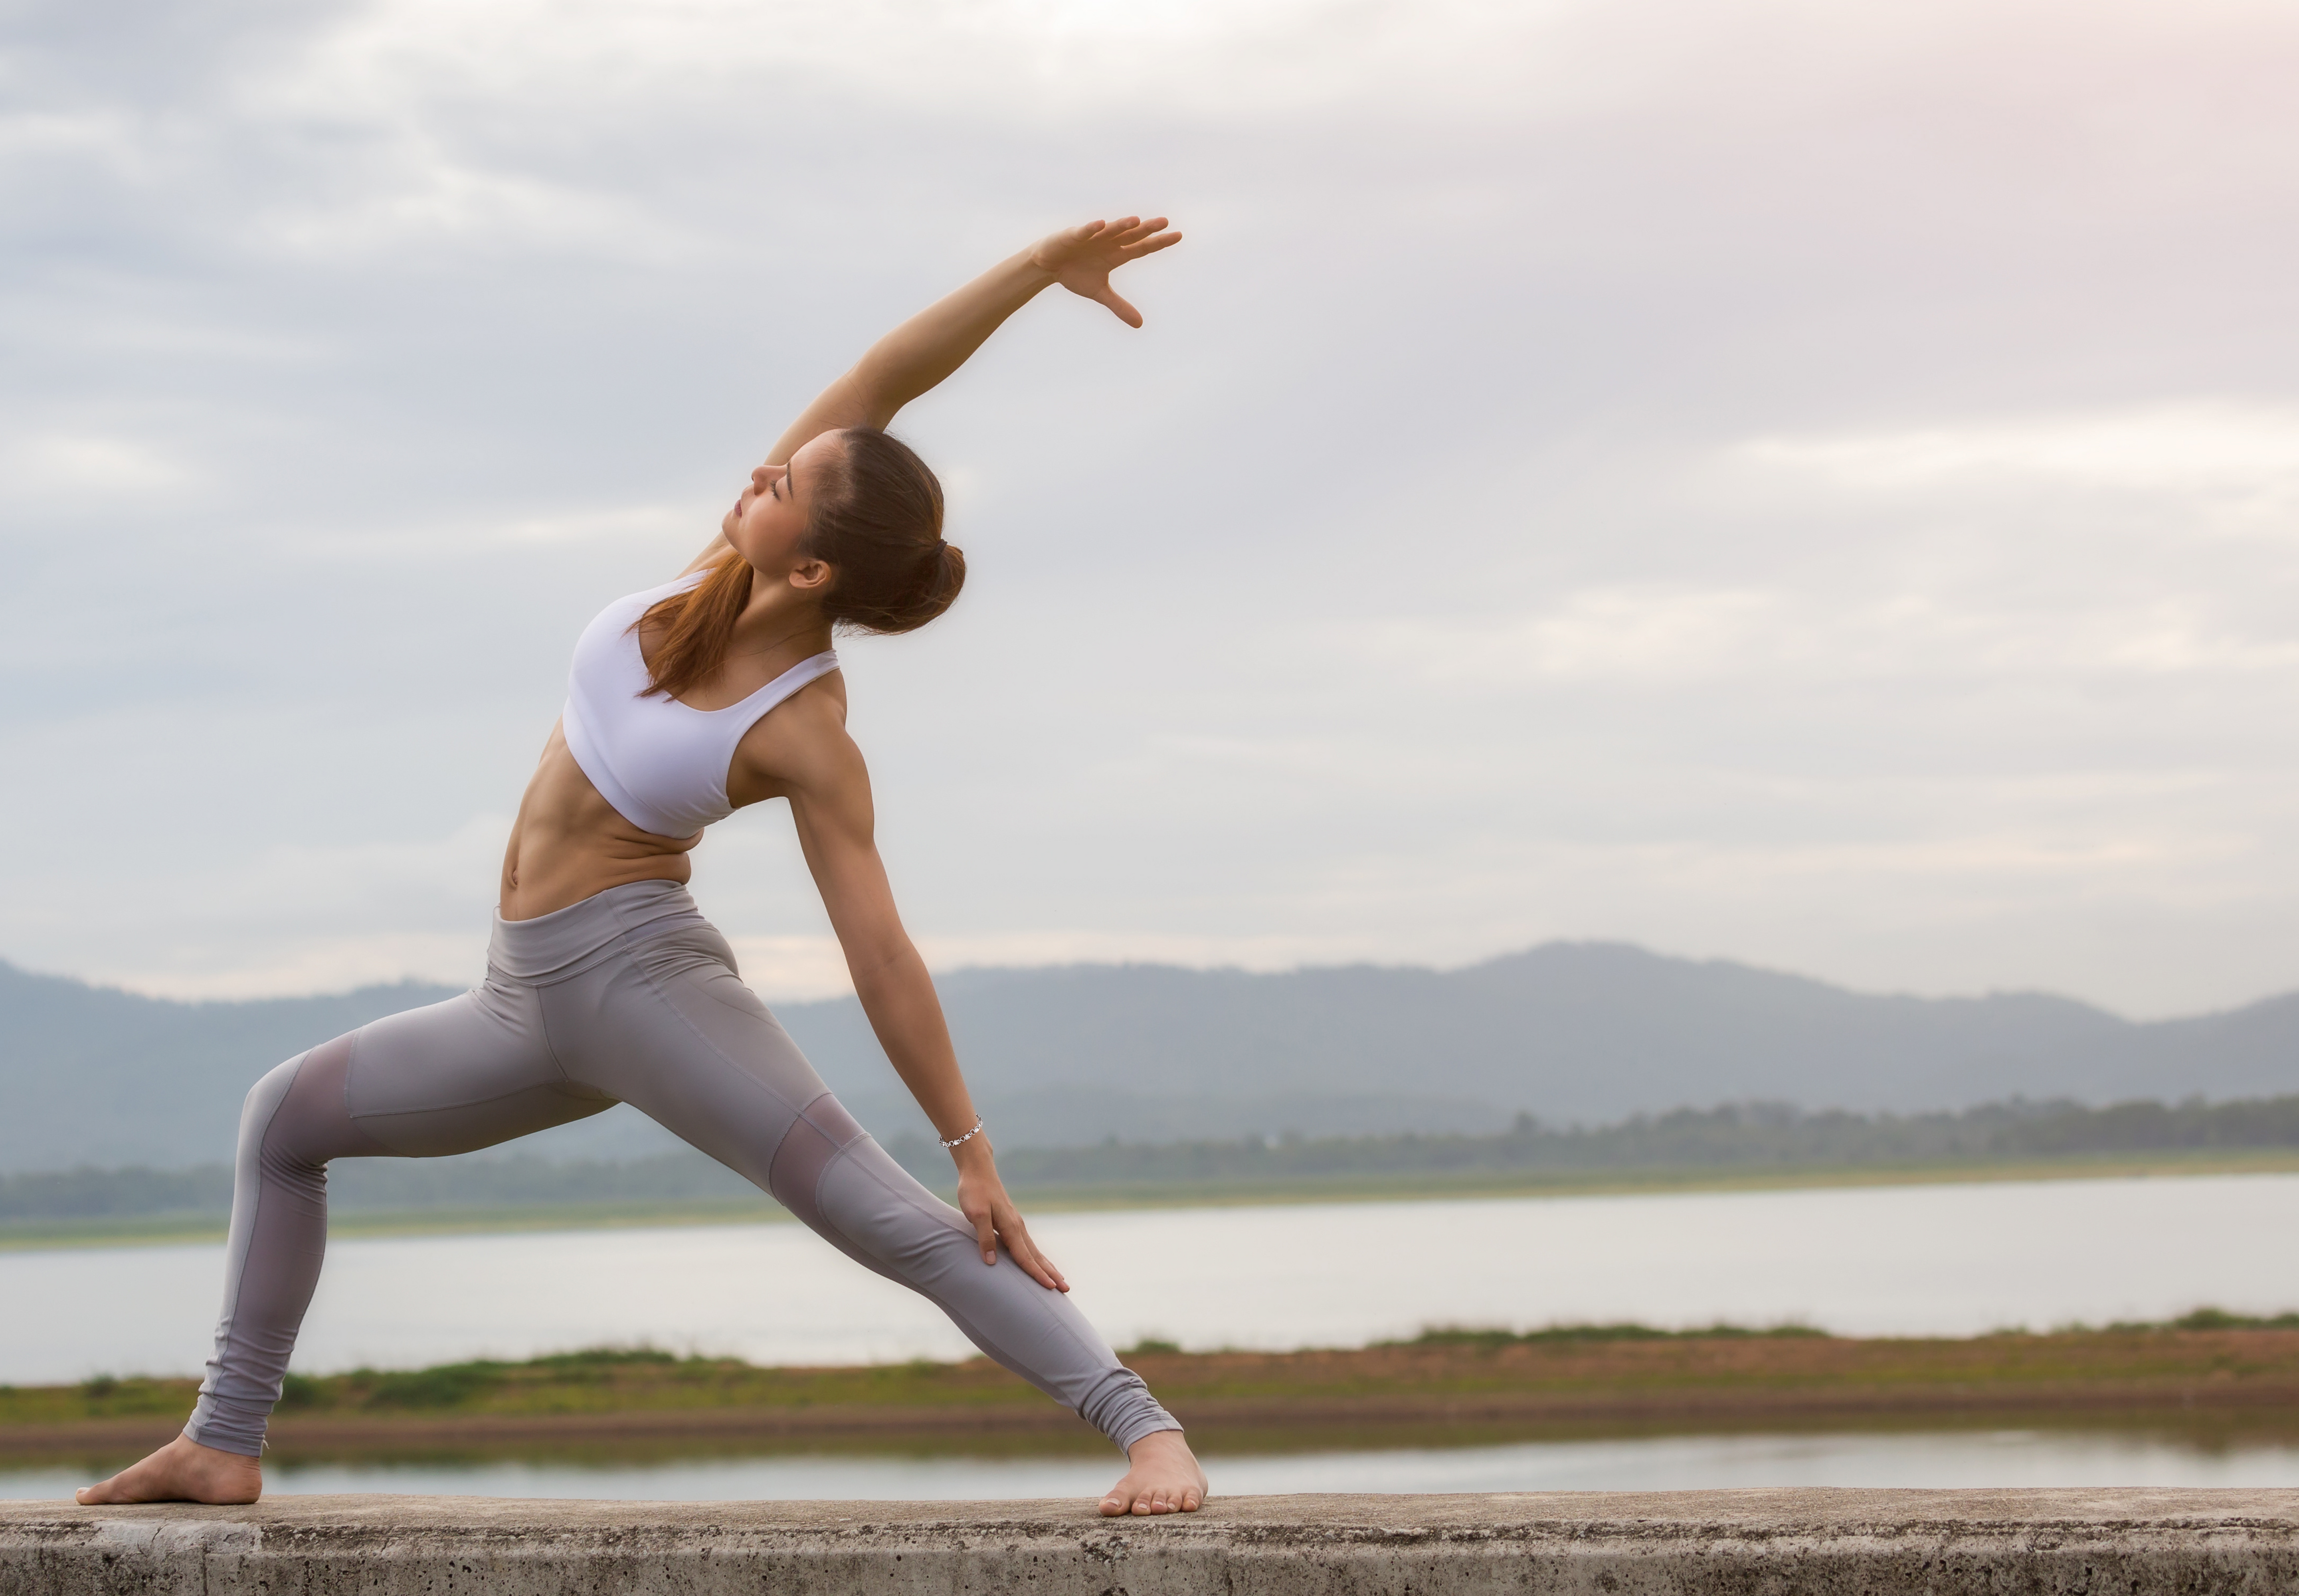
[498,721,702,922]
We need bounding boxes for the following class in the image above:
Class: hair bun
[927,540,967,605]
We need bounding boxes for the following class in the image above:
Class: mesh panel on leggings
[765,1092,865,1230]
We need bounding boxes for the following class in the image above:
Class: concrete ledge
[6,1489,2297,1594]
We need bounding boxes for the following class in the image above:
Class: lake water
[8,1430,2299,1501]
[7,1173,2295,1385]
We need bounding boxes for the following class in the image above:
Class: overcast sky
[5,0,2298,1018]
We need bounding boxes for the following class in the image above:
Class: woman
[77,216,1208,1516]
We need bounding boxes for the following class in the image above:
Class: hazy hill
[2,944,2295,1172]
[0,962,464,1172]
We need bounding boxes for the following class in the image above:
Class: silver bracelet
[940,1115,985,1150]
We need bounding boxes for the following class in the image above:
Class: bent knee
[237,1045,340,1169]
[238,1054,309,1127]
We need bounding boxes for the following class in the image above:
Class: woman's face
[723,430,844,578]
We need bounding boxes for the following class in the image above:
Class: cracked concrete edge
[10,1487,2299,1533]
[6,1492,2299,1596]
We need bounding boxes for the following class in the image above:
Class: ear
[787,557,834,593]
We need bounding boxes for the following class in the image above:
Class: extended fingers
[1023,1241,1070,1292]
[1110,216,1168,247]
[1120,228,1181,260]
[1057,215,1176,263]
[1000,1214,1069,1290]
[972,1210,998,1266]
[1014,1247,1064,1292]
[1096,285,1144,327]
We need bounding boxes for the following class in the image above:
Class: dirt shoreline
[7,1378,2299,1461]
[10,1328,2299,1462]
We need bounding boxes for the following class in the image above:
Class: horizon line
[4,942,2289,1028]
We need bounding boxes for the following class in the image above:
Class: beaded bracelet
[940,1115,986,1150]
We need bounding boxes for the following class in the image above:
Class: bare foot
[76,1433,262,1505]
[1099,1429,1208,1516]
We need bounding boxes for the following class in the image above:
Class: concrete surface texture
[4,1489,2297,1594]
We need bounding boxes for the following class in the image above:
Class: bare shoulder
[728,672,867,807]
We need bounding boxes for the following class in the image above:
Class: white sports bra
[561,571,840,839]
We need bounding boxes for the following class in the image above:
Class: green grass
[12,1311,2298,1428]
[11,1315,2299,1470]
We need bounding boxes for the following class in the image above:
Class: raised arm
[762,215,1183,467]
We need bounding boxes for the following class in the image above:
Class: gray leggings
[184,879,1178,1457]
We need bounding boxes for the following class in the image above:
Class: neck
[731,576,833,663]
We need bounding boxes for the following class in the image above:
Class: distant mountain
[814,947,2297,1152]
[2,945,2295,1173]
[0,962,464,1172]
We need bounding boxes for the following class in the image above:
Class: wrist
[949,1135,996,1173]
[1012,245,1060,292]
[937,1111,986,1150]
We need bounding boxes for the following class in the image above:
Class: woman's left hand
[1029,216,1183,328]
[955,1147,1070,1291]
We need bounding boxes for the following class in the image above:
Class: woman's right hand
[953,1139,1071,1292]
[1029,217,1183,328]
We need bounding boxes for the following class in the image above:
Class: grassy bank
[6,1145,2297,1252]
[7,1314,2297,1464]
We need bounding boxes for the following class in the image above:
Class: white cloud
[1,433,196,499]
[290,500,718,560]
[1737,402,2299,504]
[90,933,486,1003]
[257,0,1572,121]
[1363,587,2299,689]
[1367,591,1792,684]
[0,109,146,168]
[9,0,2299,1024]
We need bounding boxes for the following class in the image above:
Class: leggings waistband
[487,879,710,983]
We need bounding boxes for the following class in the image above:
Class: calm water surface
[4,1173,2293,1385]
[8,1431,2299,1501]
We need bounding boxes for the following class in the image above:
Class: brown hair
[636,429,962,700]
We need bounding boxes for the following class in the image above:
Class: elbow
[845,935,922,992]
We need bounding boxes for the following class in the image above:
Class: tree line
[5,1093,2295,1221]
[960,1093,2299,1185]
